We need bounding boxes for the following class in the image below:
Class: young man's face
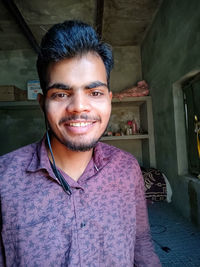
[43,52,112,151]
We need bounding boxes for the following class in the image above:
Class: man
[0,20,161,266]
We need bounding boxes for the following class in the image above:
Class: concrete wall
[141,0,200,227]
[110,46,142,92]
[0,105,45,155]
[0,49,38,90]
[0,45,141,93]
[0,48,43,155]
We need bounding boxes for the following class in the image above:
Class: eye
[90,91,104,97]
[51,92,69,99]
[56,93,67,98]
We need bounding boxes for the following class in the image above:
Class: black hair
[37,20,114,94]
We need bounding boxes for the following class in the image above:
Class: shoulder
[97,142,142,187]
[0,142,38,175]
[97,141,140,168]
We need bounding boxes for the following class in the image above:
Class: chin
[50,128,104,152]
[59,134,102,152]
[64,139,99,152]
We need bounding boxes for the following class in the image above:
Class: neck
[47,136,93,181]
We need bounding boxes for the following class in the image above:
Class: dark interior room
[0,0,200,266]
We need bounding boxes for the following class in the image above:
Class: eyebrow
[46,81,108,91]
[46,83,70,91]
[85,81,108,89]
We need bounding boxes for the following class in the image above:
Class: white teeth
[69,122,92,127]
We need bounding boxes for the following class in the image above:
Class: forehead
[47,53,107,88]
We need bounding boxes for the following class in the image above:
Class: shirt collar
[27,136,113,178]
[27,135,54,176]
[92,142,112,171]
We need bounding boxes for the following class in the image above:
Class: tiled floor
[148,202,200,267]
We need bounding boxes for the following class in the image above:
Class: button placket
[80,222,86,228]
[76,188,87,230]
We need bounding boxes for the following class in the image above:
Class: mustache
[59,114,101,125]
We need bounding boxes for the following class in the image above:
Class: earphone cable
[45,118,72,195]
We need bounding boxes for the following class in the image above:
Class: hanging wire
[45,117,72,195]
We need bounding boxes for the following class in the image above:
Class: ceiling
[0,0,162,52]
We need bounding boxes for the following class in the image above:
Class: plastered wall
[141,0,200,227]
[0,50,38,90]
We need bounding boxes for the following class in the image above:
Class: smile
[63,121,96,135]
[69,122,93,127]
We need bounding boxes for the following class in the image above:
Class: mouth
[63,120,97,135]
[68,121,94,127]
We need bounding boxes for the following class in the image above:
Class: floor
[148,202,200,267]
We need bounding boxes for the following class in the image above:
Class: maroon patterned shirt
[0,137,161,266]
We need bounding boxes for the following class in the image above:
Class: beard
[50,129,102,152]
[47,114,109,152]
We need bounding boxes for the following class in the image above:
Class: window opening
[182,74,200,176]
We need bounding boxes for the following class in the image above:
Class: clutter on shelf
[0,85,27,101]
[113,80,149,100]
[104,110,147,137]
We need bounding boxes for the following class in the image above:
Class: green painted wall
[141,0,200,226]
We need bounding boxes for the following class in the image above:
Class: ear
[109,91,113,101]
[37,93,45,113]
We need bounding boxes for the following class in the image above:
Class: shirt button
[80,222,86,228]
[79,189,84,194]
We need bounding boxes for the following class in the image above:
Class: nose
[67,91,90,114]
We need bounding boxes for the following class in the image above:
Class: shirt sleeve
[134,162,162,267]
[0,236,6,267]
[0,207,6,267]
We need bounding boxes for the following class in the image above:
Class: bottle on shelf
[132,119,138,134]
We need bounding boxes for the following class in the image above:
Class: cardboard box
[0,85,27,101]
[27,80,42,100]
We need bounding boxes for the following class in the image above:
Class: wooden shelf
[0,101,39,109]
[0,96,151,108]
[112,96,150,103]
[101,134,149,141]
[102,95,156,167]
